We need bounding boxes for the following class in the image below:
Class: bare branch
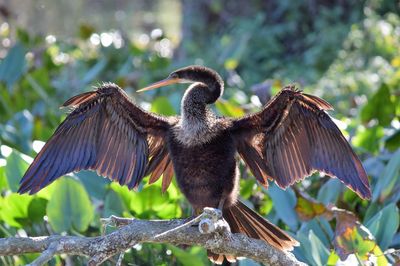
[0,210,305,266]
[27,242,59,266]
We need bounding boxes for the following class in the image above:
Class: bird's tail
[207,200,299,264]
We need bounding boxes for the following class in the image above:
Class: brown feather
[231,86,371,199]
[18,83,172,194]
[149,154,169,184]
[162,160,174,193]
[208,200,299,264]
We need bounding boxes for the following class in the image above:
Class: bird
[18,65,371,264]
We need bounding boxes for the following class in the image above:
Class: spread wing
[19,83,174,194]
[230,86,371,199]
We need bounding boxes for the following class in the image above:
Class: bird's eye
[170,73,178,79]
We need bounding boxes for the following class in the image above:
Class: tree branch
[0,209,305,266]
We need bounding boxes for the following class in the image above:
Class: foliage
[0,1,399,265]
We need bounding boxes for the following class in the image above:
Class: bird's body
[169,120,238,210]
[18,65,371,264]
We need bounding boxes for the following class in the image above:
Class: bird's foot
[199,207,230,236]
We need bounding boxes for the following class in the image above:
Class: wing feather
[231,86,371,199]
[19,83,174,194]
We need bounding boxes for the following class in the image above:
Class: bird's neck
[181,84,213,127]
[176,84,218,146]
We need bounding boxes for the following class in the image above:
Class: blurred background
[0,0,399,265]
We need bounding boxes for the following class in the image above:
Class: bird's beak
[137,77,183,92]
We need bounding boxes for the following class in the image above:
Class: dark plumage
[19,65,370,264]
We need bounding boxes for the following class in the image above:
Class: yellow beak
[137,77,183,92]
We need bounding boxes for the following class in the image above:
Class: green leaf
[326,251,340,266]
[150,97,176,116]
[295,229,329,265]
[103,189,128,217]
[301,218,334,247]
[365,203,399,250]
[309,230,330,266]
[266,184,298,230]
[27,197,48,223]
[0,43,26,90]
[110,182,133,209]
[385,129,400,151]
[168,245,207,266]
[46,177,94,232]
[372,245,389,266]
[5,149,29,192]
[76,170,110,200]
[0,165,8,190]
[215,100,245,117]
[353,125,384,153]
[240,178,256,199]
[334,210,376,260]
[372,149,400,202]
[81,58,108,85]
[156,202,182,219]
[6,110,34,153]
[129,185,169,218]
[360,83,396,127]
[295,194,327,221]
[0,193,32,228]
[317,178,343,204]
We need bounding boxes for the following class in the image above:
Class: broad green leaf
[27,197,48,223]
[293,231,314,265]
[0,43,26,90]
[168,245,207,266]
[309,230,330,266]
[150,97,176,116]
[266,184,298,230]
[353,125,384,153]
[360,83,396,127]
[385,129,400,151]
[240,178,256,199]
[156,202,182,219]
[334,210,376,260]
[364,202,380,222]
[110,182,133,209]
[372,149,400,202]
[317,178,343,204]
[5,150,29,192]
[76,170,110,200]
[295,193,327,221]
[0,165,8,190]
[215,99,245,117]
[0,193,32,228]
[372,245,388,266]
[365,203,399,250]
[129,185,169,218]
[326,251,340,266]
[301,218,334,247]
[103,189,128,218]
[6,110,34,153]
[363,157,385,179]
[46,177,94,232]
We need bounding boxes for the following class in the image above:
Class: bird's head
[138,65,224,104]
